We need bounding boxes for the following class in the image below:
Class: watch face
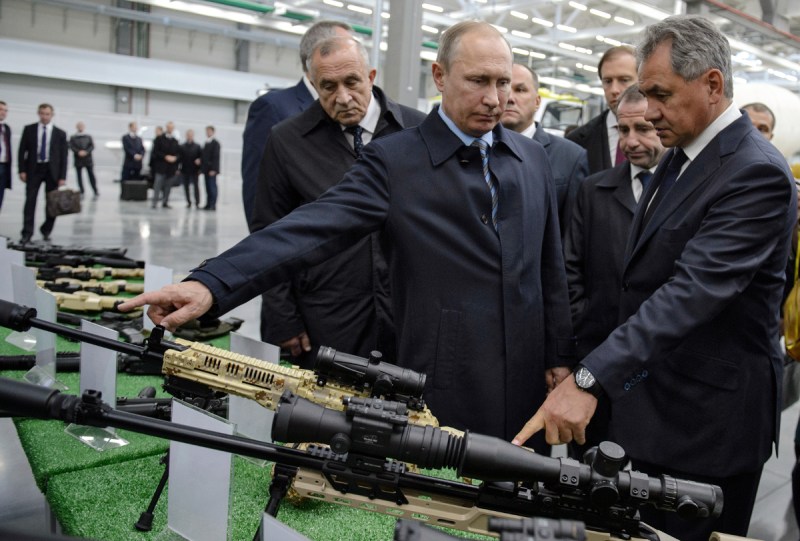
[576,367,596,389]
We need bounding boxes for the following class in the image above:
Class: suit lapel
[624,114,750,269]
[610,163,636,214]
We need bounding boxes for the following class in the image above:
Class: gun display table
[0,328,442,541]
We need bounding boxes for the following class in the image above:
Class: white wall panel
[149,23,237,71]
[0,0,113,53]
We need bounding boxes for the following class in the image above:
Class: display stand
[16,275,67,391]
[144,264,173,331]
[65,320,129,451]
[5,263,39,353]
[229,333,280,467]
[0,238,24,302]
[259,513,312,541]
[157,399,234,541]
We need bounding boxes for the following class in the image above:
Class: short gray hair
[618,84,646,108]
[299,20,352,73]
[306,36,370,77]
[637,15,733,99]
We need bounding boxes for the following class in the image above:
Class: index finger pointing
[117,293,150,312]
[512,409,545,446]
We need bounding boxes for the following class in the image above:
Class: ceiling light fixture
[322,0,344,7]
[421,3,444,13]
[589,8,611,19]
[532,17,554,28]
[568,1,587,11]
[510,11,528,20]
[557,24,577,33]
[347,4,372,15]
[614,16,634,25]
[511,30,532,39]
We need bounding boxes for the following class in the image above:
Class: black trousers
[182,173,200,205]
[75,164,98,195]
[0,162,10,211]
[632,458,762,541]
[22,163,58,238]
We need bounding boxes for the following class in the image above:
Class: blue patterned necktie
[39,125,47,162]
[346,125,364,159]
[471,139,498,231]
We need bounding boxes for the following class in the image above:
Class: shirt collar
[341,91,380,134]
[437,106,494,147]
[520,121,537,139]
[302,75,319,100]
[682,102,741,162]
[606,109,618,129]
[629,163,656,181]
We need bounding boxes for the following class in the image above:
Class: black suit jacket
[532,123,589,236]
[122,133,145,172]
[242,79,314,226]
[1,123,11,190]
[251,86,425,360]
[566,110,613,175]
[564,162,636,359]
[582,112,795,477]
[179,141,203,175]
[18,123,68,181]
[202,139,220,174]
[152,134,180,176]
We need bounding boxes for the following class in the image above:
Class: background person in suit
[147,125,163,181]
[566,46,638,174]
[69,121,98,197]
[151,121,179,209]
[120,21,574,449]
[17,103,68,243]
[501,63,588,236]
[121,121,145,181]
[179,129,202,208]
[515,16,796,540]
[742,102,776,142]
[0,101,11,212]
[250,36,425,367]
[241,20,352,228]
[201,126,220,211]
[563,85,665,452]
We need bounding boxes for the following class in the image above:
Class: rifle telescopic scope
[393,518,586,541]
[272,392,723,520]
[315,346,426,401]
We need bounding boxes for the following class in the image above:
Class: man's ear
[706,68,725,104]
[432,62,446,93]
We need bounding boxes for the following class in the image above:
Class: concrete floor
[0,180,797,540]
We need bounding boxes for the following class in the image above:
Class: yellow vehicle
[535,88,587,137]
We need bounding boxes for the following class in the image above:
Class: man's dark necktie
[346,125,364,159]
[637,170,653,191]
[39,125,47,162]
[643,148,688,226]
[471,139,498,231]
